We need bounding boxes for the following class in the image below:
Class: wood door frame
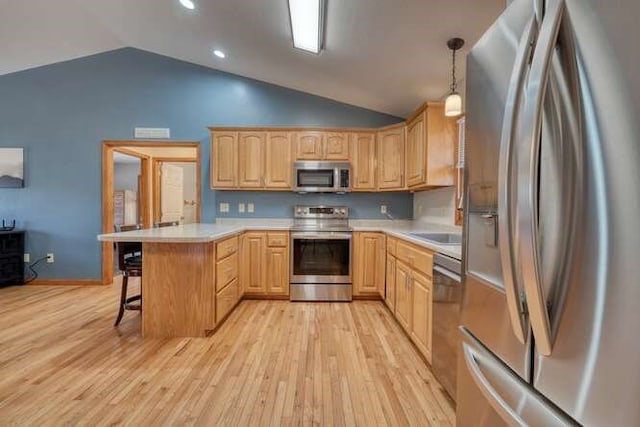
[102,141,201,285]
[151,157,200,225]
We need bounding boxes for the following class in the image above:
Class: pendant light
[445,37,465,117]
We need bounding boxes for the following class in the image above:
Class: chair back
[154,221,180,228]
[114,224,143,272]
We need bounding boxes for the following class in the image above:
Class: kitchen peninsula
[98,220,461,339]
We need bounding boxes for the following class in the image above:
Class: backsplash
[413,188,456,225]
[215,191,413,219]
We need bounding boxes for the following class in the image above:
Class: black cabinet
[0,231,24,287]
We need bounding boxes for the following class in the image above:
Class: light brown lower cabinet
[241,231,289,297]
[394,260,413,332]
[385,253,396,312]
[386,238,434,364]
[353,232,386,297]
[215,235,241,324]
[411,270,433,363]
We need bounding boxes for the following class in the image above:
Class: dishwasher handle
[433,265,461,283]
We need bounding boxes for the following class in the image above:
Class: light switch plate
[24,253,30,263]
[220,202,230,213]
[380,205,388,214]
[238,203,245,213]
[247,203,255,213]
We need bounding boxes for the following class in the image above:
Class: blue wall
[0,48,407,280]
[216,191,413,219]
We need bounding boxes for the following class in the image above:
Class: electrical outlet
[380,205,388,214]
[24,253,30,263]
[46,253,54,264]
[247,203,254,213]
[238,203,246,213]
[220,202,230,213]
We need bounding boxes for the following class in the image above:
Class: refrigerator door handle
[497,17,536,346]
[516,0,565,356]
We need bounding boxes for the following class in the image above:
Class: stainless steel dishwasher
[432,253,462,401]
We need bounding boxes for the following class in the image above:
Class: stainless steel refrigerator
[459,0,640,425]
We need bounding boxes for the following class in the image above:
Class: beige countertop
[98,219,462,260]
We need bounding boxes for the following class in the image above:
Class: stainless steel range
[290,205,352,301]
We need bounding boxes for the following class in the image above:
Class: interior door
[160,163,184,223]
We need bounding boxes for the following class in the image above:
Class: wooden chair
[114,224,143,326]
[153,220,180,228]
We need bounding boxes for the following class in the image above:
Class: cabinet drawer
[386,236,397,256]
[396,240,433,277]
[216,252,238,291]
[267,232,288,247]
[216,235,239,260]
[216,279,239,323]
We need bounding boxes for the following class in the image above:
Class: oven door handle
[291,233,353,240]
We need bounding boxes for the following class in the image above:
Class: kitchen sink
[409,233,462,245]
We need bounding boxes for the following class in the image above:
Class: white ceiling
[0,0,504,117]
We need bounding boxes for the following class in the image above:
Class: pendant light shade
[445,37,465,117]
[445,92,463,117]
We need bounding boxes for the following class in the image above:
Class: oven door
[290,232,352,284]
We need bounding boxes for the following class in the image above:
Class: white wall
[413,188,456,225]
[114,161,140,191]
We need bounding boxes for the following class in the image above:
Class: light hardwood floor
[0,281,455,426]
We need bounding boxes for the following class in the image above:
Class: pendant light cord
[450,48,457,93]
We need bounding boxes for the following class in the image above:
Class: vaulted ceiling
[0,0,504,117]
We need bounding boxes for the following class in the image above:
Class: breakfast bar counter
[98,220,461,338]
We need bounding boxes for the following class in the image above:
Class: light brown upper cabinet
[237,132,265,188]
[406,103,456,189]
[324,132,350,160]
[351,132,377,191]
[264,132,292,189]
[377,124,406,190]
[295,131,325,160]
[211,131,238,188]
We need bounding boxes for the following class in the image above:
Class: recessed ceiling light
[179,0,195,10]
[288,0,325,54]
[213,50,226,59]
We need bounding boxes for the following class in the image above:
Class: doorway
[102,141,201,285]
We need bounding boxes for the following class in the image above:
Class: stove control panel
[293,206,349,219]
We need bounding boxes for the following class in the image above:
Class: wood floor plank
[0,284,455,426]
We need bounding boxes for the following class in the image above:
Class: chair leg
[114,274,129,326]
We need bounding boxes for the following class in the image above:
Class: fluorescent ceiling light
[179,0,195,10]
[213,50,226,59]
[288,0,324,54]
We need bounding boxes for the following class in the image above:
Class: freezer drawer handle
[461,328,576,427]
[516,0,566,357]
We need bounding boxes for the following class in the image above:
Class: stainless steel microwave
[293,161,351,193]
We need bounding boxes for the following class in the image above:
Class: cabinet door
[385,254,396,312]
[407,111,427,188]
[411,270,433,363]
[351,133,377,191]
[240,232,266,294]
[238,132,265,188]
[353,232,385,296]
[377,126,406,190]
[395,261,412,332]
[425,104,455,186]
[295,132,324,160]
[324,132,350,160]
[265,132,292,189]
[211,131,237,188]
[266,246,289,295]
